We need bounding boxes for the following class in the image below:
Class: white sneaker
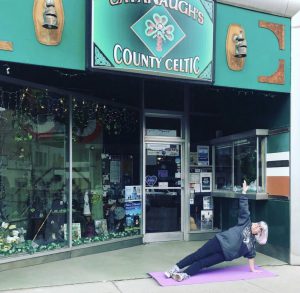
[171,272,190,282]
[164,265,180,278]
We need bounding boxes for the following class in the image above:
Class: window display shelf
[8,217,28,223]
[188,229,222,241]
[190,165,212,168]
[189,228,221,234]
[125,199,142,202]
[212,191,268,200]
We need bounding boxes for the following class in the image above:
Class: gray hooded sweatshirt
[216,196,256,261]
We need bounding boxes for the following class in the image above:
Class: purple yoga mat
[149,265,277,286]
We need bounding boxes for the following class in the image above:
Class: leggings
[176,236,226,276]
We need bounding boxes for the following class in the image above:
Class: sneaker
[164,265,180,278]
[171,272,190,282]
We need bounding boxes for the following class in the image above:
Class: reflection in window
[234,138,257,192]
[0,85,69,256]
[213,134,266,194]
[215,144,232,190]
[145,189,181,233]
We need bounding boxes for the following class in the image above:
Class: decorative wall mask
[226,24,247,71]
[233,32,247,58]
[33,0,64,46]
[258,21,285,85]
[43,0,58,29]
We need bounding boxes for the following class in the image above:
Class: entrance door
[144,142,183,242]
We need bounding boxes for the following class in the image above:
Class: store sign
[91,0,214,82]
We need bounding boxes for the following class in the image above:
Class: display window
[71,96,141,246]
[212,130,268,196]
[0,85,70,256]
[0,83,141,258]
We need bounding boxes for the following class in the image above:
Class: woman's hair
[255,221,268,245]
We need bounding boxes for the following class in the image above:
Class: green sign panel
[92,0,214,82]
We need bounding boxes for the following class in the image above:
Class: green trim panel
[215,4,291,93]
[254,199,290,262]
[220,198,289,262]
[0,0,85,70]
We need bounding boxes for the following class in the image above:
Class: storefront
[1,0,300,270]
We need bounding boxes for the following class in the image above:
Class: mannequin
[83,191,91,216]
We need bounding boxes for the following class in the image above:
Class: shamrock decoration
[145,13,175,52]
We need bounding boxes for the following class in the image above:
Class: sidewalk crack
[112,281,123,293]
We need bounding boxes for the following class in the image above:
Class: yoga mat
[149,265,276,286]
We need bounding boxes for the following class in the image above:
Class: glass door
[144,142,183,241]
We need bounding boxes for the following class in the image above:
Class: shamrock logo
[145,13,175,52]
[131,5,185,58]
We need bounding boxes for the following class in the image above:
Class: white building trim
[217,0,300,17]
[290,10,300,265]
[266,152,289,162]
[267,167,289,177]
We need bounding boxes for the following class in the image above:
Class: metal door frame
[143,110,186,242]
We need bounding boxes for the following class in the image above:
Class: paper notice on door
[194,183,200,193]
[190,173,200,183]
[158,182,168,188]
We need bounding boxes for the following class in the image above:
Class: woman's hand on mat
[248,258,261,273]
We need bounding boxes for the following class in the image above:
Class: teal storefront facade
[1,0,300,270]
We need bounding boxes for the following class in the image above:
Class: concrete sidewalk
[0,241,299,293]
[3,265,300,293]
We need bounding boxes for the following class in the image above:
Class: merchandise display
[189,146,217,232]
